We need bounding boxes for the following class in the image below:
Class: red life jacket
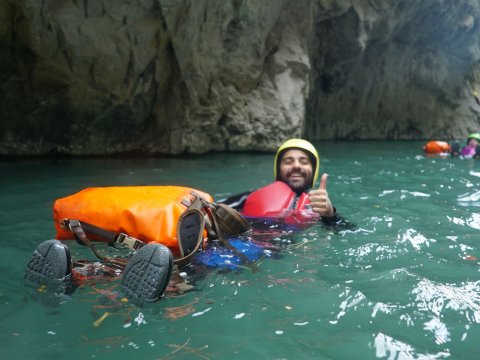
[241,181,320,225]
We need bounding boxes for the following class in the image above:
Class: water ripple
[457,190,480,207]
[447,213,480,230]
[373,332,450,359]
[412,279,480,323]
[329,287,366,324]
[424,317,450,345]
[378,190,431,199]
[397,228,434,251]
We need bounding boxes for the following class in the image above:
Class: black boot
[121,243,173,303]
[25,239,72,287]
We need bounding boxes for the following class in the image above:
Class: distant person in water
[454,133,480,158]
[222,138,343,225]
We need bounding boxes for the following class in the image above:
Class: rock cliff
[1,0,480,155]
[308,0,480,140]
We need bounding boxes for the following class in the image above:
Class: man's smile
[288,171,306,179]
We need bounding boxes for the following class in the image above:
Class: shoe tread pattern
[121,244,173,303]
[25,239,71,285]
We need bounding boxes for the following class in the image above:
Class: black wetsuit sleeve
[320,206,356,231]
[320,207,341,224]
[217,191,252,211]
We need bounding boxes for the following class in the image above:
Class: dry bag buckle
[59,218,70,231]
[114,233,145,251]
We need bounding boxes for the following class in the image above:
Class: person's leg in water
[25,240,173,302]
[121,243,173,303]
[25,239,72,287]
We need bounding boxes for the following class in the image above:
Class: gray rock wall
[308,0,480,140]
[0,0,311,155]
[160,0,312,152]
[1,0,480,155]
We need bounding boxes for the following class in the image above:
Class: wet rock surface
[1,0,480,155]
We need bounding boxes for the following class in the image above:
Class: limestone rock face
[0,0,311,155]
[1,0,480,155]
[308,0,480,140]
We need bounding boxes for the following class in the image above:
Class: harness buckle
[115,233,145,251]
[59,218,71,230]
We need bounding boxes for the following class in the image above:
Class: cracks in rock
[258,31,281,91]
[202,4,208,24]
[40,0,47,18]
[217,114,227,127]
[88,61,99,86]
[137,59,156,92]
[139,59,159,131]
[156,1,181,86]
[122,49,134,91]
[56,28,74,73]
[224,18,243,52]
[223,0,244,51]
[392,37,473,68]
[9,4,21,61]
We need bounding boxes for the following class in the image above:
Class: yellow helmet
[274,138,320,189]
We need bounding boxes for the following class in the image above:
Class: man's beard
[281,170,312,193]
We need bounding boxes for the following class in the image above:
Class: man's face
[279,149,313,193]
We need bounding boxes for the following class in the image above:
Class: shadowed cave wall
[1,0,480,155]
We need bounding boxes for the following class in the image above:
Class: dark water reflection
[1,141,479,359]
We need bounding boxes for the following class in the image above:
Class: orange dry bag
[423,141,451,154]
[53,186,213,254]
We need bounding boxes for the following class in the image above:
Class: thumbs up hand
[308,173,334,217]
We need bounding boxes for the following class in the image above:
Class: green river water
[0,141,479,360]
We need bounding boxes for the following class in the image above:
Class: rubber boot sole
[25,239,72,287]
[121,243,173,303]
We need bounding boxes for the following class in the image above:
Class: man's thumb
[319,173,328,190]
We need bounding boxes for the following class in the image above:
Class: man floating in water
[222,138,343,226]
[25,139,346,303]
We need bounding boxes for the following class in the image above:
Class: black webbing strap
[59,219,146,256]
[60,219,107,261]
[72,220,116,242]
